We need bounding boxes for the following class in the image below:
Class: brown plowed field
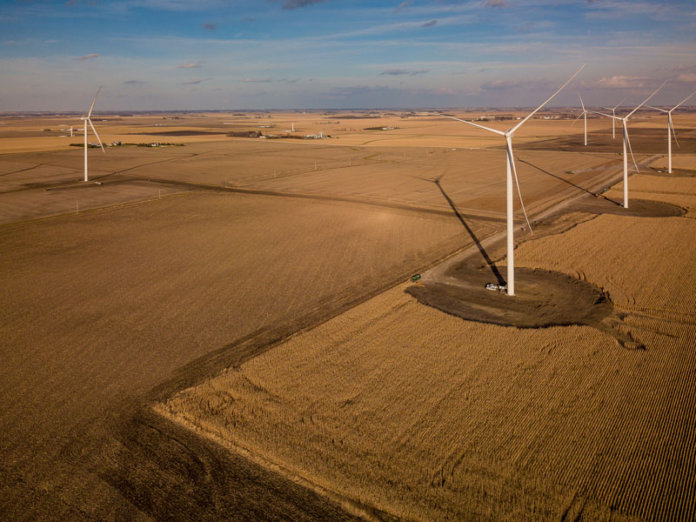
[0,190,477,519]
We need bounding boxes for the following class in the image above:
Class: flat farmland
[1,110,695,520]
[0,189,478,519]
[161,175,696,521]
[0,135,621,226]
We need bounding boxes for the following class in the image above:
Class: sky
[1,0,695,111]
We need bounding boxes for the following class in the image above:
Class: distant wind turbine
[592,82,666,209]
[646,90,696,173]
[81,87,105,182]
[448,64,585,296]
[601,99,624,139]
[573,94,588,146]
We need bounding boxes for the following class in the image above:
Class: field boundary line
[155,406,388,522]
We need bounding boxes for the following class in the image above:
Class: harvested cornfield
[161,179,696,520]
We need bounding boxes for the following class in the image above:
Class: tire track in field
[0,162,46,177]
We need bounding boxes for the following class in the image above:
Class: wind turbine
[448,65,585,296]
[81,87,105,182]
[646,90,696,173]
[602,99,624,139]
[573,94,588,146]
[592,82,665,209]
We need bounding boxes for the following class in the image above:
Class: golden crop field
[1,109,695,519]
[158,161,696,520]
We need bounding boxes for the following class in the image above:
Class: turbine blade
[88,118,105,152]
[506,139,533,234]
[447,115,505,136]
[571,112,583,126]
[672,90,696,111]
[509,64,585,134]
[646,105,669,113]
[669,117,680,149]
[87,87,102,118]
[590,110,620,120]
[579,94,585,111]
[626,80,666,119]
[613,98,625,110]
[624,125,640,173]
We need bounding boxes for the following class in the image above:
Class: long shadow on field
[514,156,622,205]
[432,177,505,286]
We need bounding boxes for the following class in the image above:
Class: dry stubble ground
[0,189,475,520]
[160,174,696,520]
[2,113,694,519]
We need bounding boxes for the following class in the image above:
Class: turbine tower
[81,87,105,182]
[448,65,585,296]
[647,90,696,173]
[602,99,624,139]
[593,82,665,209]
[573,94,588,146]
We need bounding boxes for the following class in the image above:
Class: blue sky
[1,0,695,110]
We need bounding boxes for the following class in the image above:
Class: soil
[516,126,696,155]
[407,263,643,349]
[408,265,609,327]
[646,167,696,177]
[573,197,685,217]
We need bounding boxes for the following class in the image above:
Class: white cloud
[597,75,649,88]
[677,73,696,83]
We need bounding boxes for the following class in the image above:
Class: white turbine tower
[448,65,585,296]
[573,94,588,146]
[647,90,696,174]
[602,99,624,139]
[593,82,665,209]
[81,87,105,182]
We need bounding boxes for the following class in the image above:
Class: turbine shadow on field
[431,176,505,286]
[515,156,622,208]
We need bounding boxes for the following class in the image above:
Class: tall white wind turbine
[81,87,105,182]
[448,65,585,296]
[647,90,696,173]
[592,82,665,209]
[602,99,624,139]
[573,94,588,146]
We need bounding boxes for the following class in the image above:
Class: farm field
[0,131,624,225]
[0,188,480,519]
[4,108,687,153]
[1,110,695,520]
[160,174,696,520]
